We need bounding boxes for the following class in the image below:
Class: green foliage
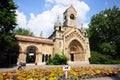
[88,6,120,51]
[89,51,113,64]
[0,0,17,51]
[0,0,17,66]
[109,59,120,64]
[0,34,15,50]
[0,0,17,34]
[88,6,120,63]
[46,53,68,65]
[99,43,116,56]
[13,27,34,36]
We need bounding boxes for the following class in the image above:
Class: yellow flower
[49,77,57,80]
[17,76,23,80]
[27,78,33,80]
[96,70,101,74]
[34,78,39,80]
[40,78,46,80]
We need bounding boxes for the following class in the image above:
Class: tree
[0,0,17,50]
[13,27,34,36]
[88,6,120,63]
[0,0,17,66]
[99,42,116,56]
[89,51,112,64]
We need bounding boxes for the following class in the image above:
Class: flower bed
[0,66,120,80]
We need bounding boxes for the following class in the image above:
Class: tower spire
[54,16,62,29]
[57,16,59,21]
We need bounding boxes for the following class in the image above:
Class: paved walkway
[0,64,120,72]
[86,76,120,80]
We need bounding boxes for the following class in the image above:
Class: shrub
[89,51,113,64]
[46,53,68,65]
[110,59,120,64]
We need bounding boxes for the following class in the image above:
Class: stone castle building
[15,5,90,65]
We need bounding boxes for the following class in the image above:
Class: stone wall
[17,41,53,65]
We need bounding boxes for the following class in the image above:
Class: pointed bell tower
[63,5,78,28]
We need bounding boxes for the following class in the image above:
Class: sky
[13,0,120,38]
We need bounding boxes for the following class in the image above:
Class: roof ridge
[64,5,77,14]
[15,35,53,45]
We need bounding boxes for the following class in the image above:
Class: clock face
[70,14,74,20]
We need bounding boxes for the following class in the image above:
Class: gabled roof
[64,5,77,14]
[15,35,54,45]
[63,28,85,40]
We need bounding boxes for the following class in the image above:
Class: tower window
[70,14,74,20]
[59,27,61,31]
[64,16,66,20]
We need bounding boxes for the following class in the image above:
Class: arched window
[64,16,66,20]
[59,27,61,31]
[45,54,48,62]
[70,14,74,20]
[42,54,44,62]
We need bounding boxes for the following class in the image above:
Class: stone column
[82,54,85,61]
[35,53,39,63]
[84,53,89,64]
[38,52,45,65]
[35,52,42,63]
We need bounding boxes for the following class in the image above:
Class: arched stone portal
[26,46,38,63]
[68,40,85,61]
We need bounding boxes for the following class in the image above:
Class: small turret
[54,16,62,31]
[40,31,43,37]
[81,24,87,37]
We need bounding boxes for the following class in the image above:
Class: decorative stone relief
[65,30,85,43]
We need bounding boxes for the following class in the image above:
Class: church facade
[15,5,90,65]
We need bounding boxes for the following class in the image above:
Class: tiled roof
[15,35,54,45]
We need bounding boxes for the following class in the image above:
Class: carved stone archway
[68,39,85,61]
[26,45,38,63]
